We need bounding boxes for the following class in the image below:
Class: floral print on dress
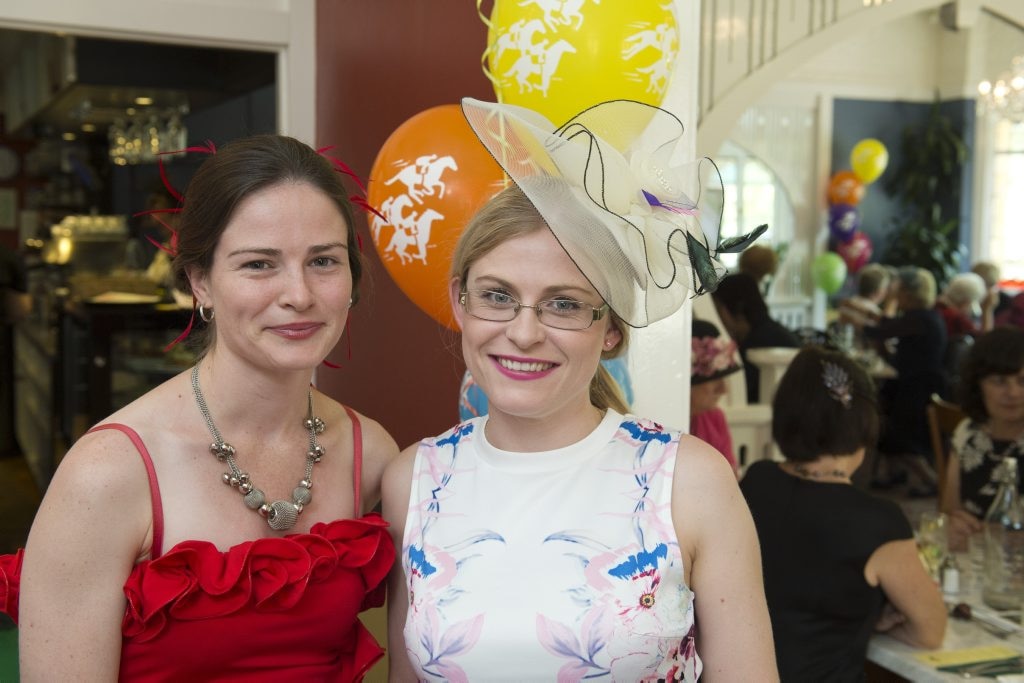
[404,421,503,681]
[534,419,701,682]
[404,415,701,681]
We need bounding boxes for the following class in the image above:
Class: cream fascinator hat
[461,97,767,328]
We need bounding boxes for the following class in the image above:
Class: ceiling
[0,28,275,139]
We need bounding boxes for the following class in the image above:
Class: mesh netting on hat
[461,97,766,328]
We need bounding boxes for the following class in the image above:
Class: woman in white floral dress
[382,98,776,682]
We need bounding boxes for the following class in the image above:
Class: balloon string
[476,0,502,104]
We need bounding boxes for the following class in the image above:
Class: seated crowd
[687,251,1024,676]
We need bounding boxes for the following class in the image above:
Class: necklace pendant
[267,500,299,531]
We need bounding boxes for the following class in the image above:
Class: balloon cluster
[812,139,888,295]
[366,0,679,328]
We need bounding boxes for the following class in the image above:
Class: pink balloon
[836,231,873,274]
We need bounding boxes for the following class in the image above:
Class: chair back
[926,393,966,505]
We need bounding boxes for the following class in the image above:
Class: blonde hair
[897,267,937,309]
[452,185,631,414]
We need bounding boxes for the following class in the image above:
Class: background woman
[711,272,800,404]
[741,346,946,680]
[690,318,742,476]
[384,98,776,681]
[1,135,397,681]
[941,326,1024,547]
[862,266,948,495]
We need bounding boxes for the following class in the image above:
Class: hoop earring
[198,304,215,323]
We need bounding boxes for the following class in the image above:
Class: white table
[868,592,1023,681]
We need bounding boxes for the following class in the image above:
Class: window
[987,119,1024,281]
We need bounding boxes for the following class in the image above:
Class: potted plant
[881,100,968,287]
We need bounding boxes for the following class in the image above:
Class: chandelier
[978,56,1024,123]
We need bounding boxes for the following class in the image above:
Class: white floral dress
[400,410,701,682]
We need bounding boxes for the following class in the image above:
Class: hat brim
[461,98,767,327]
[692,363,741,386]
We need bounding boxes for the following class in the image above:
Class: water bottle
[982,456,1024,610]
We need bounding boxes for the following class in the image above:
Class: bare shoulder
[381,442,422,536]
[29,424,153,561]
[672,434,752,560]
[673,434,742,504]
[346,406,400,468]
[55,425,154,502]
[383,442,420,507]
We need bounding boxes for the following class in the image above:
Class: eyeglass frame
[458,288,610,330]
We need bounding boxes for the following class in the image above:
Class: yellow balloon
[850,138,889,185]
[486,0,678,125]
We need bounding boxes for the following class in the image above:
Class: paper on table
[916,644,1020,668]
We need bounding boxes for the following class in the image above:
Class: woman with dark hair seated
[941,326,1024,548]
[711,272,799,403]
[741,347,946,680]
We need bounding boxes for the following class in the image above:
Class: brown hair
[772,346,879,462]
[451,185,630,414]
[171,135,363,354]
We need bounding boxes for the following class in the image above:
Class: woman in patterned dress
[382,98,776,681]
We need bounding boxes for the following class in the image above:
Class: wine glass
[918,511,948,582]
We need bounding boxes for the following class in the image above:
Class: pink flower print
[652,623,702,681]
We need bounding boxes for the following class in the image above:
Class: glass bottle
[982,456,1024,610]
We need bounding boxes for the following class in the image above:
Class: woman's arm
[19,429,153,681]
[867,539,947,649]
[941,447,982,552]
[673,435,778,680]
[381,444,419,682]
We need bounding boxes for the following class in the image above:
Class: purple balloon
[828,203,860,243]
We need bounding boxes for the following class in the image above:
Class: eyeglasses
[459,289,608,331]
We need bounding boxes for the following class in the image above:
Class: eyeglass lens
[462,289,602,330]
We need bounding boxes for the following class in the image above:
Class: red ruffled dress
[0,407,393,682]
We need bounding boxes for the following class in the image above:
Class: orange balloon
[368,105,507,329]
[827,170,865,206]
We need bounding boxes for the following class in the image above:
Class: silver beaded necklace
[191,364,326,531]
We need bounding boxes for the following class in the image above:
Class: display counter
[15,299,194,488]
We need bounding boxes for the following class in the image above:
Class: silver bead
[313,444,326,457]
[239,481,253,494]
[229,475,240,487]
[295,502,304,514]
[313,417,326,434]
[293,486,312,505]
[258,503,272,516]
[237,473,250,485]
[244,488,266,510]
[299,479,312,489]
[222,473,232,485]
[267,500,299,531]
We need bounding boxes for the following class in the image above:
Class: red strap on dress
[343,406,363,517]
[86,423,165,558]
[87,407,362,560]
